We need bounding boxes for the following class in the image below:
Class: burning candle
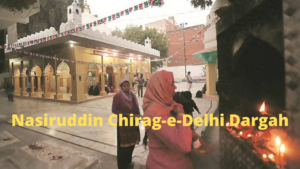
[259,101,268,115]
[280,144,285,168]
[226,122,230,127]
[276,136,281,168]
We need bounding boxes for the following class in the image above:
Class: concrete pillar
[54,74,63,100]
[21,76,28,96]
[37,76,42,92]
[29,76,37,97]
[13,76,20,95]
[42,75,50,98]
[100,72,107,96]
[206,64,217,95]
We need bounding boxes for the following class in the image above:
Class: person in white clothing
[186,71,193,91]
[133,75,138,93]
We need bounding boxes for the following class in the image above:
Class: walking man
[137,74,145,97]
[186,71,193,91]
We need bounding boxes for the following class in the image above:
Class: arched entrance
[43,63,54,98]
[21,67,29,96]
[86,63,100,96]
[55,62,71,100]
[29,65,42,97]
[105,66,114,91]
[13,69,21,95]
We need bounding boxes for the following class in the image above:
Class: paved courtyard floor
[0,82,218,169]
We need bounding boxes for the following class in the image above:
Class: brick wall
[167,25,205,67]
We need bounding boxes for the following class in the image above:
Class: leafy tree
[112,25,169,68]
[0,0,36,12]
[16,0,86,38]
[190,0,213,9]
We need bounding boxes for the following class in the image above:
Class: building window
[69,9,72,14]
[76,9,79,14]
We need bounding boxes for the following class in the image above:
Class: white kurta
[187,75,193,91]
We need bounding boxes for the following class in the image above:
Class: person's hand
[173,105,185,116]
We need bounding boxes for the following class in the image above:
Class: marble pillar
[100,72,107,96]
[54,74,63,100]
[21,76,28,96]
[37,76,42,92]
[42,75,50,98]
[29,76,37,97]
[114,72,120,93]
[13,76,20,96]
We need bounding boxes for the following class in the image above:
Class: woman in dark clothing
[173,91,201,130]
[112,79,142,169]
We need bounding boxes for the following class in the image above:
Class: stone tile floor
[0,82,219,169]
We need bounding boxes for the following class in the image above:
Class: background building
[145,16,180,33]
[167,24,205,67]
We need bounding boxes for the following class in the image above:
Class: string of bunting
[13,49,144,67]
[151,17,220,62]
[0,0,164,50]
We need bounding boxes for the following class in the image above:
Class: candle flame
[263,154,267,158]
[259,101,267,114]
[276,136,281,146]
[280,144,285,153]
[268,154,274,159]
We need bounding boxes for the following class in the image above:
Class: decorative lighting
[247,134,251,138]
[69,40,76,44]
[239,131,243,136]
[113,53,117,56]
[280,144,285,154]
[138,57,141,60]
[268,154,274,159]
[263,154,267,158]
[70,44,74,47]
[226,122,229,127]
[276,136,281,146]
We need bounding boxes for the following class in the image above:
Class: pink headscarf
[143,70,181,117]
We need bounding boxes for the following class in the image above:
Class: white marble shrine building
[5,1,160,102]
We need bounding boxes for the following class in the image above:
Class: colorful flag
[108,16,112,21]
[129,7,133,13]
[93,21,97,26]
[116,13,120,18]
[103,17,107,23]
[125,9,129,15]
[134,5,138,11]
[148,0,153,5]
[112,14,116,20]
[144,1,149,8]
[120,11,124,16]
[139,3,143,10]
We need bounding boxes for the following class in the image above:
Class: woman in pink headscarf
[142,70,194,169]
[112,79,142,169]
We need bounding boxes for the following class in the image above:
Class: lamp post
[180,23,188,76]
